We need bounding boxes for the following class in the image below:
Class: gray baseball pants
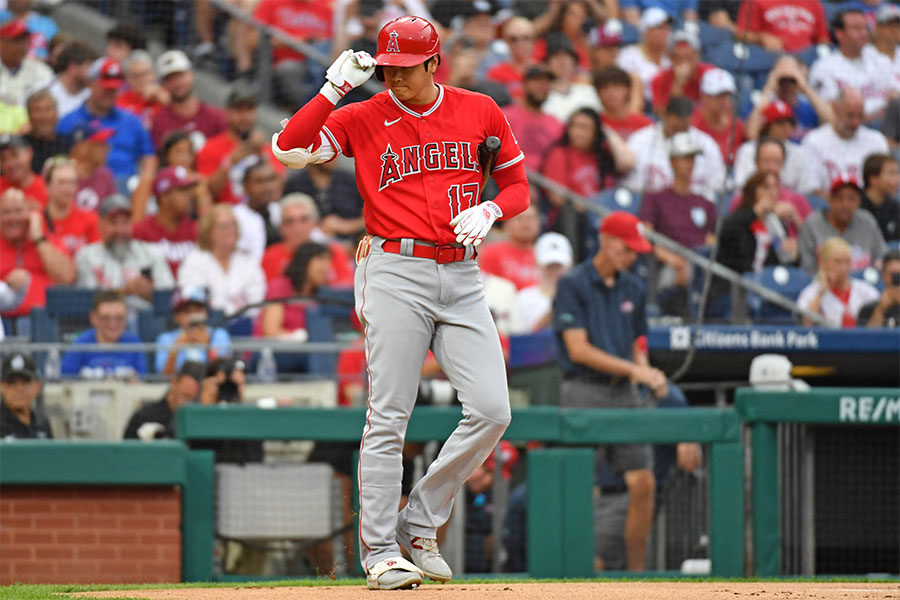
[354,237,511,572]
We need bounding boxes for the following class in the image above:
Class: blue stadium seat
[853,266,884,292]
[620,21,639,46]
[698,22,733,51]
[887,240,900,252]
[744,265,812,324]
[594,187,642,215]
[42,287,96,342]
[316,286,355,321]
[508,329,558,369]
[705,42,777,89]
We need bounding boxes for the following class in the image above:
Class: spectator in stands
[588,21,644,116]
[133,166,199,276]
[621,0,698,26]
[798,175,887,274]
[869,4,900,73]
[800,88,890,197]
[746,55,834,141]
[0,134,47,208]
[234,157,283,262]
[735,101,809,193]
[443,36,511,107]
[157,130,213,216]
[155,287,231,375]
[331,0,382,105]
[623,96,725,201]
[0,188,75,319]
[718,172,799,306]
[697,0,741,32]
[0,0,58,60]
[196,81,282,206]
[0,352,52,439]
[595,66,652,140]
[46,41,96,119]
[478,203,541,291]
[485,17,537,100]
[809,7,900,122]
[0,19,52,133]
[283,157,364,245]
[531,0,609,72]
[858,249,900,328]
[542,33,601,124]
[123,361,202,440]
[861,154,900,243]
[40,157,100,256]
[542,107,634,261]
[651,29,714,114]
[117,50,169,128]
[798,237,881,327]
[640,133,716,315]
[502,65,564,174]
[251,0,334,108]
[515,232,573,333]
[150,50,227,150]
[261,193,354,287]
[23,89,71,175]
[60,290,147,380]
[553,211,664,571]
[104,22,146,64]
[177,204,266,317]
[0,267,28,316]
[691,68,745,165]
[258,241,330,341]
[730,138,812,238]
[75,194,174,312]
[735,0,829,52]
[68,120,116,212]
[883,97,900,148]
[57,58,156,216]
[617,7,672,107]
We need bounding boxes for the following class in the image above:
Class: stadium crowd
[1,0,899,577]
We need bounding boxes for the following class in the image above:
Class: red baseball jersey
[319,85,526,245]
[42,207,101,256]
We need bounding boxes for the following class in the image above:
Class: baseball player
[271,16,529,590]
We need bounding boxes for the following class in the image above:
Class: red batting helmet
[374,16,440,81]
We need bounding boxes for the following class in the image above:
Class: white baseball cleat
[397,528,453,582]
[366,556,423,590]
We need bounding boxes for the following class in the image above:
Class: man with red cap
[553,211,675,571]
[733,100,811,193]
[132,166,199,276]
[0,19,52,133]
[271,14,528,590]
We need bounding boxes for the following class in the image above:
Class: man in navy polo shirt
[57,58,156,201]
[553,211,683,571]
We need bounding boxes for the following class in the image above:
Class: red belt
[381,240,474,264]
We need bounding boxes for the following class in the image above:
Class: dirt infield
[77,581,900,600]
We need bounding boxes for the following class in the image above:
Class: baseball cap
[172,286,210,311]
[761,100,795,124]
[0,19,28,39]
[523,64,554,81]
[1,352,38,382]
[665,96,695,118]
[700,68,736,96]
[70,120,115,145]
[876,3,900,23]
[483,440,519,480]
[90,58,125,89]
[0,134,30,151]
[668,132,701,157]
[830,173,862,194]
[153,165,197,197]
[156,49,192,79]
[98,194,132,217]
[227,81,260,108]
[534,232,574,267]
[668,28,701,52]
[589,19,624,47]
[639,7,673,34]
[749,354,810,392]
[600,211,652,253]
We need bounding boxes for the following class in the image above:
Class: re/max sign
[838,396,900,423]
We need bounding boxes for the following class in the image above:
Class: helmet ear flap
[375,65,385,82]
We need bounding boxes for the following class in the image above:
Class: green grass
[3,576,899,600]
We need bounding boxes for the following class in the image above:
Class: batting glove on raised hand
[323,49,376,101]
[449,201,503,246]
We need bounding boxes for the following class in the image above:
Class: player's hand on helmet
[325,49,376,97]
[449,201,503,247]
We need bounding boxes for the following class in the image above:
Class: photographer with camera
[155,286,231,375]
[858,250,900,328]
[122,361,204,440]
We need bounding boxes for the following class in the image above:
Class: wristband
[33,236,47,246]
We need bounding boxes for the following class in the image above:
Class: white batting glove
[271,119,313,169]
[323,49,376,101]
[449,201,503,247]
